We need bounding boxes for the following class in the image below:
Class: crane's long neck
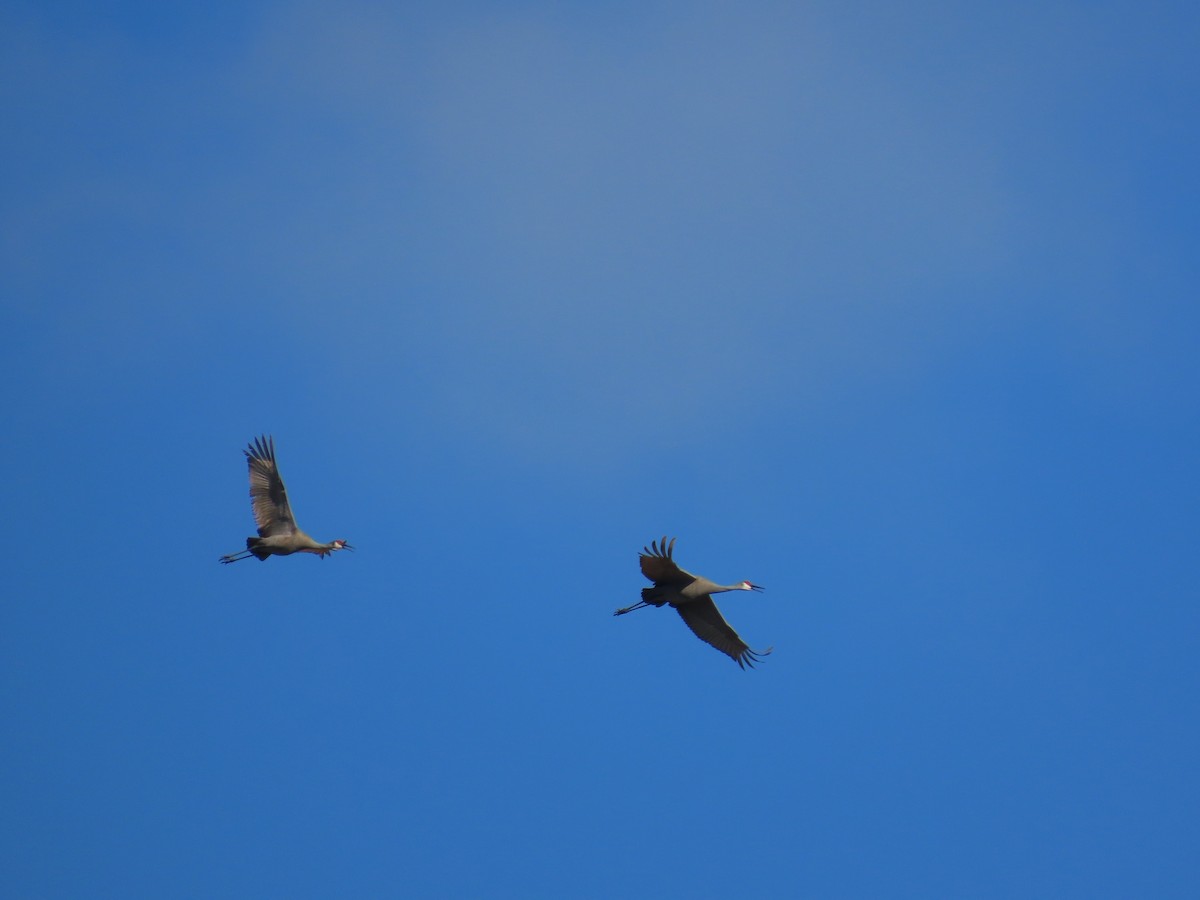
[300,535,350,557]
[294,532,333,554]
[714,582,760,593]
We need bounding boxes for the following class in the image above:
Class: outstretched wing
[639,536,696,586]
[244,435,296,538]
[675,596,772,669]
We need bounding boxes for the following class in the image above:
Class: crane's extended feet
[613,600,650,616]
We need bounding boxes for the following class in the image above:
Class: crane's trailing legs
[219,536,271,564]
[613,600,651,616]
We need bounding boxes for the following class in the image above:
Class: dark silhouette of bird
[219,435,352,564]
[615,536,771,668]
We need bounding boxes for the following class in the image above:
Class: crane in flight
[615,536,771,668]
[219,435,352,564]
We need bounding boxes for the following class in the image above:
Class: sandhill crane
[615,536,772,668]
[219,435,353,564]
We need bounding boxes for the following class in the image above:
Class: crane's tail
[640,586,671,607]
[245,537,271,561]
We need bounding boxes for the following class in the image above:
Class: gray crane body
[240,530,344,561]
[642,575,736,607]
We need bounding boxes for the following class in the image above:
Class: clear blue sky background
[3,1,1198,897]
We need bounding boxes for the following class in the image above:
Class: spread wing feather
[639,535,696,585]
[245,435,296,537]
[675,596,773,669]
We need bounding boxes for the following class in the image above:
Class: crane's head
[741,581,765,592]
[332,539,353,552]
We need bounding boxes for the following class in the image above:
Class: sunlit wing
[675,596,772,669]
[245,435,296,537]
[639,535,696,585]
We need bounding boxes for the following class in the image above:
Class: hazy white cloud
[8,1,1180,463]
[225,4,1018,447]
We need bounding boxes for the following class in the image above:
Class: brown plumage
[615,536,771,668]
[219,435,352,564]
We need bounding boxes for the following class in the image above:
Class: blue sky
[2,1,1198,896]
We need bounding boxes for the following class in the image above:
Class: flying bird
[219,435,352,564]
[615,536,771,668]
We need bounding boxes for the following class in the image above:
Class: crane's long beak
[748,582,765,592]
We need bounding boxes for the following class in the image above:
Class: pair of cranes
[221,436,772,668]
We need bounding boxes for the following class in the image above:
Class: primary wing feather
[675,596,772,669]
[639,535,695,585]
[245,435,296,537]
